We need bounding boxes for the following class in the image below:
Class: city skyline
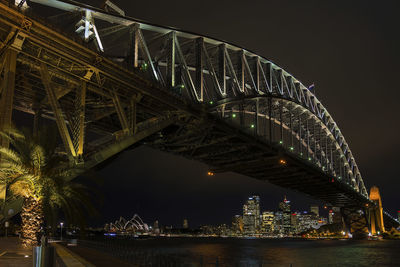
[102,192,329,231]
[104,194,330,238]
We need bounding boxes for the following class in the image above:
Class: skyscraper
[278,196,291,235]
[243,195,261,235]
[262,211,275,234]
[310,205,319,217]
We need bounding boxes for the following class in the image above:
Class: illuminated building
[261,211,274,233]
[183,219,189,229]
[296,211,320,233]
[274,211,283,234]
[243,195,261,235]
[291,212,299,233]
[310,205,319,217]
[278,196,292,235]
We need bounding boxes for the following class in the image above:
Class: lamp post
[5,221,9,238]
[60,222,64,241]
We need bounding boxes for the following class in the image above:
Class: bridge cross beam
[39,62,80,163]
[218,44,226,95]
[127,24,159,81]
[72,81,87,158]
[195,37,204,101]
[166,31,176,89]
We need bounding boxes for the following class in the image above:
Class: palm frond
[9,180,31,198]
[0,147,22,164]
[31,145,46,172]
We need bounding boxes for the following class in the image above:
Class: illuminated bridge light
[289,146,294,151]
[209,101,214,105]
[180,84,185,89]
[279,159,287,165]
[279,140,283,144]
[308,157,312,161]
[232,113,236,118]
[207,171,215,176]
[250,124,255,128]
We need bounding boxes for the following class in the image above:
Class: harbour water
[79,237,400,266]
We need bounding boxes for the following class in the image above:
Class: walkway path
[0,237,31,267]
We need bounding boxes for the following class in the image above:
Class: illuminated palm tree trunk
[20,197,43,247]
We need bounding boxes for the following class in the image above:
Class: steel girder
[1,1,399,228]
[26,0,368,198]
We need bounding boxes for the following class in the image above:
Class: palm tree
[0,127,96,247]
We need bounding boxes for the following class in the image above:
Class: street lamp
[60,222,64,241]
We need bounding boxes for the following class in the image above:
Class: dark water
[83,237,400,266]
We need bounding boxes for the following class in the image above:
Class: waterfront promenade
[0,237,31,267]
[0,237,133,266]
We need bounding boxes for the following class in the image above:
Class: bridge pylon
[368,186,385,235]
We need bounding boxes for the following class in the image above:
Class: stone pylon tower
[369,186,385,234]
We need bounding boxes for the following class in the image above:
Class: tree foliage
[0,126,98,246]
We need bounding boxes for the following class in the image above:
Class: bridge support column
[0,49,17,147]
[39,62,77,160]
[237,50,245,92]
[195,38,204,101]
[218,44,226,94]
[72,81,87,158]
[0,49,16,207]
[129,94,142,135]
[341,206,369,239]
[127,24,139,69]
[166,31,176,89]
[369,186,385,235]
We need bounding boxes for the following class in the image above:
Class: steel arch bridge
[0,0,398,233]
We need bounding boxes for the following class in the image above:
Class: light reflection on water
[123,237,400,266]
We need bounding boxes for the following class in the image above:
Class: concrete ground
[0,237,32,267]
[0,237,133,266]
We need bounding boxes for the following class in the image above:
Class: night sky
[44,0,400,227]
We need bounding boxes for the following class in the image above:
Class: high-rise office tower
[261,211,275,233]
[243,195,261,235]
[278,196,292,235]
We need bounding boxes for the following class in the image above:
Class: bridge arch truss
[66,9,367,198]
[1,1,368,202]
